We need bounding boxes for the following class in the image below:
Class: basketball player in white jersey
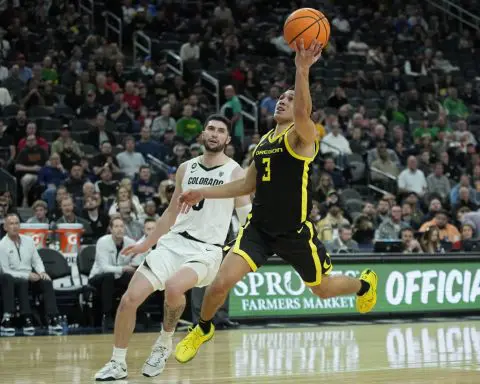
[94,115,251,381]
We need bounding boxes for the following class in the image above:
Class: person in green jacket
[176,104,203,143]
[221,85,244,144]
[444,87,469,118]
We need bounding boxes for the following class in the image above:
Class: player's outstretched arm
[292,39,323,145]
[178,161,256,212]
[122,164,186,256]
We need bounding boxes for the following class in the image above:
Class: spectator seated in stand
[88,216,137,328]
[15,135,48,207]
[116,136,146,179]
[0,213,63,336]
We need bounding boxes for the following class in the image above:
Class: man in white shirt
[0,213,62,336]
[116,136,146,179]
[397,156,427,197]
[347,33,369,56]
[332,14,350,33]
[320,121,352,156]
[179,34,200,63]
[89,216,137,328]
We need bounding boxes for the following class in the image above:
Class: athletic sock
[357,280,370,296]
[198,318,212,334]
[112,346,127,365]
[159,326,175,341]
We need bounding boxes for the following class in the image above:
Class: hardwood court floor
[0,320,479,383]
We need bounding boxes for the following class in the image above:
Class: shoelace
[179,326,203,352]
[147,345,169,366]
[103,360,122,373]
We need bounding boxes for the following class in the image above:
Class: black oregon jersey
[250,125,319,234]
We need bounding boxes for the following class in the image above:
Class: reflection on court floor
[0,320,479,383]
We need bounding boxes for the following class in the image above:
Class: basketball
[283,8,330,49]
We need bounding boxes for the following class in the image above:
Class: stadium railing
[104,11,123,49]
[426,0,480,31]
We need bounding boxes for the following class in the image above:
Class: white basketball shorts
[137,232,223,291]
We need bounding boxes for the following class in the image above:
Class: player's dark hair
[204,114,232,134]
[144,217,156,225]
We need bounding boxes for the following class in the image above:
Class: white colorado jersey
[170,156,239,245]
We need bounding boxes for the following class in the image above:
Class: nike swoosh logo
[297,227,303,234]
[323,259,332,270]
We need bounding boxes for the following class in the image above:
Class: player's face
[274,90,294,122]
[202,120,230,153]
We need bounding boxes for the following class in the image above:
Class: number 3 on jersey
[262,157,271,181]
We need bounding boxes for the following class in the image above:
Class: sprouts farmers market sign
[228,263,480,318]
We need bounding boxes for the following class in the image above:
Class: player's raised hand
[122,242,149,256]
[294,38,323,69]
[177,189,204,213]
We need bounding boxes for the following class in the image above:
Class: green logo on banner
[229,263,480,318]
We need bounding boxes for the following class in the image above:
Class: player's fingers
[309,39,317,52]
[299,38,305,52]
[291,40,298,52]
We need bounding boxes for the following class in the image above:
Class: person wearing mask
[0,213,63,336]
[88,216,137,328]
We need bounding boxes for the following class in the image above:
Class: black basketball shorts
[230,220,333,286]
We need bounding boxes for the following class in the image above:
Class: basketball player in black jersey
[174,39,378,363]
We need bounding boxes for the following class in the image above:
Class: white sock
[158,326,174,341]
[112,346,127,364]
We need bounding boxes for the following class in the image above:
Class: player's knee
[119,290,141,311]
[209,276,232,297]
[164,279,186,302]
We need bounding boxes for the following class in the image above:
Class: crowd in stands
[0,0,480,333]
[0,1,478,252]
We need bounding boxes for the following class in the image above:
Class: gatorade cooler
[19,223,50,249]
[56,223,84,253]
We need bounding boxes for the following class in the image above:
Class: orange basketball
[283,8,330,50]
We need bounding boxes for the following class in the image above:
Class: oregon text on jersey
[250,125,319,234]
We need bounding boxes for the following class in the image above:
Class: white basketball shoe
[94,360,128,381]
[142,337,172,377]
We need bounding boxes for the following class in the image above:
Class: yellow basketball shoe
[175,323,215,363]
[356,269,378,314]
